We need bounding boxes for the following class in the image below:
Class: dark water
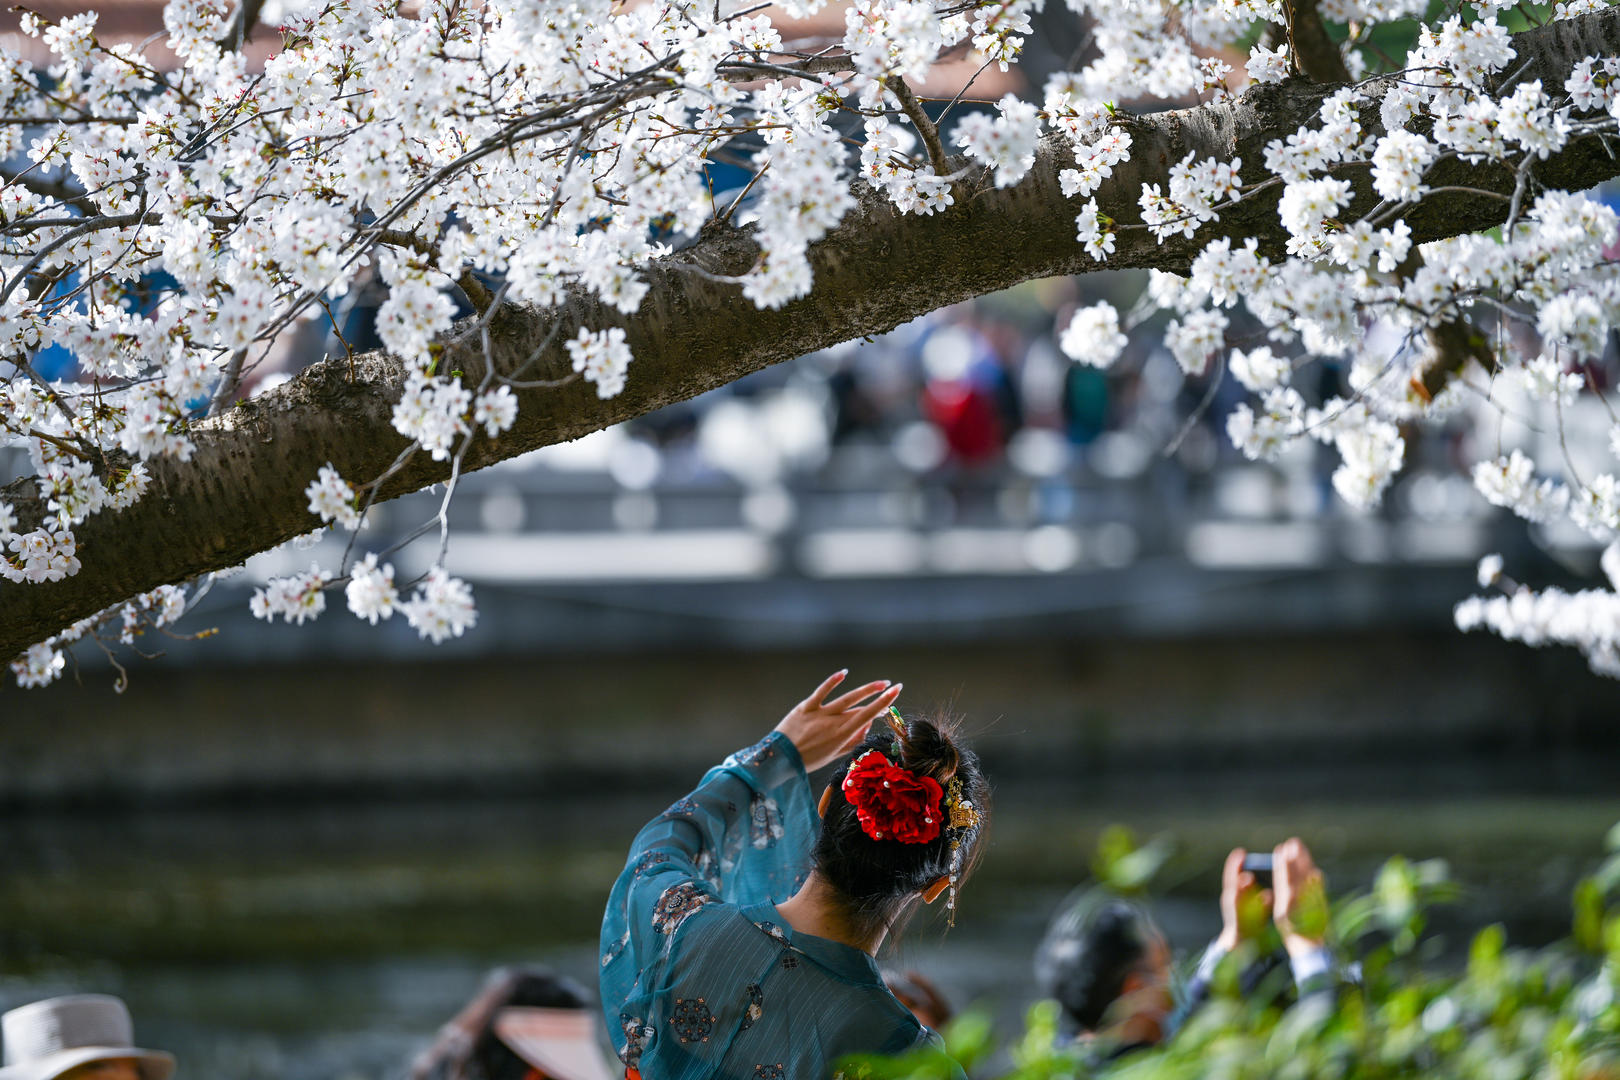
[4,778,1618,1080]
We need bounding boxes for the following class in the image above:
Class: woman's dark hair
[812,712,990,945]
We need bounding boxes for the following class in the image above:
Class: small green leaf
[1575,877,1604,952]
[1468,923,1505,982]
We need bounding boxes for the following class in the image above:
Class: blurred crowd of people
[631,279,1256,487]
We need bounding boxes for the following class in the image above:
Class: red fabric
[923,381,1003,463]
[841,750,943,844]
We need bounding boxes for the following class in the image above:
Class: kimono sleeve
[599,732,817,1033]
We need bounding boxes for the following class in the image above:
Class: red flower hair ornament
[841,749,944,844]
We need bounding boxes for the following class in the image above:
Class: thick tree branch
[218,0,268,52]
[1265,0,1352,83]
[2,9,1618,657]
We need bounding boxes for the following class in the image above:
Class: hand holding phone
[1217,848,1273,951]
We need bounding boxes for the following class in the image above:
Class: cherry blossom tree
[2,0,1620,688]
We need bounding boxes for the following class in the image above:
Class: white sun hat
[0,996,175,1080]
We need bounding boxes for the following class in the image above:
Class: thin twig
[1163,349,1229,458]
[884,76,951,179]
[207,350,247,417]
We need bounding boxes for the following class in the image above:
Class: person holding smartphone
[1173,837,1339,1028]
[1036,836,1339,1055]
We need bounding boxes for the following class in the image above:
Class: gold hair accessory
[944,776,980,832]
[941,777,979,927]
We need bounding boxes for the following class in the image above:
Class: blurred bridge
[161,421,1563,662]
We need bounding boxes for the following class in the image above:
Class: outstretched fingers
[836,683,903,753]
[803,669,849,708]
[825,678,892,714]
[853,682,903,727]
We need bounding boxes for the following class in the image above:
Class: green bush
[841,825,1620,1080]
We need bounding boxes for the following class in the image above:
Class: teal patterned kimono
[599,732,943,1079]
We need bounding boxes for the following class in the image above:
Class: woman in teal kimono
[599,671,990,1080]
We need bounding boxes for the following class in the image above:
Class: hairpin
[944,775,980,832]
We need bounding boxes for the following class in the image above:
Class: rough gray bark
[1263,0,1354,83]
[2,8,1618,657]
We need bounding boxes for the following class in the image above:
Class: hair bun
[812,709,988,945]
[897,717,960,784]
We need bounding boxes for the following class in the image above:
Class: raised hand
[774,670,903,771]
[1216,847,1272,952]
[1273,837,1330,958]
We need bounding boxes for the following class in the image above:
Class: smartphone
[1242,852,1274,889]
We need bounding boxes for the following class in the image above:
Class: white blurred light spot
[432,531,773,583]
[1186,522,1323,567]
[610,439,662,490]
[1009,428,1071,478]
[1421,998,1458,1035]
[742,485,796,533]
[762,389,831,472]
[1024,525,1080,572]
[1214,467,1277,519]
[928,529,1028,574]
[698,391,829,486]
[699,400,777,485]
[480,488,526,533]
[893,421,946,473]
[1405,472,1486,521]
[1405,472,1445,519]
[613,491,659,531]
[920,327,976,382]
[532,427,621,472]
[801,529,923,577]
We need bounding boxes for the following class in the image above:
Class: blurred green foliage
[1090,825,1176,896]
[842,825,1620,1080]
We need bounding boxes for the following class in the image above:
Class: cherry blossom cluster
[1041,0,1620,673]
[1456,546,1620,677]
[3,0,1620,686]
[7,584,188,690]
[0,0,872,679]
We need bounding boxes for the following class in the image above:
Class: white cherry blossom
[1059,301,1128,368]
